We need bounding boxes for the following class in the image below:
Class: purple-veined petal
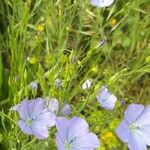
[68,117,89,138]
[73,133,100,149]
[18,120,33,135]
[29,98,45,118]
[56,117,69,141]
[47,98,59,114]
[97,86,109,104]
[35,110,56,127]
[135,106,150,145]
[61,104,71,116]
[100,94,117,110]
[56,116,100,150]
[97,86,117,110]
[56,133,65,150]
[124,104,144,123]
[128,133,147,150]
[136,127,150,146]
[115,120,131,143]
[106,94,117,109]
[100,100,114,110]
[31,124,49,140]
[97,86,108,100]
[136,105,150,127]
[17,99,29,120]
[108,94,117,104]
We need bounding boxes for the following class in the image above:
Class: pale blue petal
[97,87,108,105]
[108,94,117,104]
[97,86,108,101]
[48,98,59,114]
[97,86,117,110]
[56,117,68,141]
[100,100,115,110]
[18,120,33,135]
[135,106,150,145]
[73,133,100,149]
[17,99,29,120]
[61,104,71,116]
[91,0,100,7]
[101,94,117,110]
[136,105,150,126]
[56,117,100,150]
[29,98,45,118]
[31,125,49,139]
[128,133,147,150]
[138,127,150,146]
[35,110,56,127]
[68,117,89,139]
[115,120,131,143]
[56,133,65,150]
[124,104,144,123]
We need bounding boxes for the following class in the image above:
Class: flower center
[26,118,33,126]
[64,137,77,150]
[64,141,72,150]
[129,123,142,133]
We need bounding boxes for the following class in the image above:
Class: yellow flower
[101,131,113,144]
[91,65,98,73]
[111,19,117,26]
[36,24,44,32]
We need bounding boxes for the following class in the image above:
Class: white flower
[91,0,114,7]
[82,79,92,90]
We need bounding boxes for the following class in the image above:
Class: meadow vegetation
[0,0,150,149]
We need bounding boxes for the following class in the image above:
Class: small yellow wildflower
[91,65,98,74]
[101,131,113,144]
[36,24,45,32]
[111,19,117,26]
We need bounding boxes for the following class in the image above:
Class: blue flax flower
[116,104,150,150]
[17,98,55,139]
[56,116,100,150]
[61,104,72,116]
[91,0,114,7]
[97,86,117,110]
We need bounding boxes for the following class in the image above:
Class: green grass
[0,0,150,149]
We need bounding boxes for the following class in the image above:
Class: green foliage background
[0,0,150,149]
